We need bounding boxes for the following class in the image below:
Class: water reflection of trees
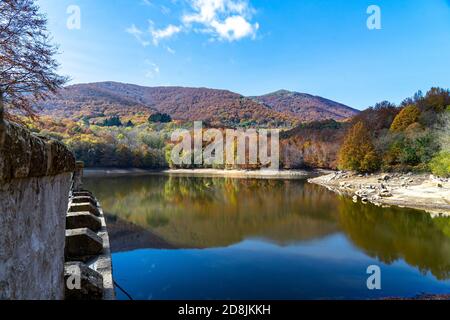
[86,176,340,248]
[337,198,450,280]
[85,175,450,280]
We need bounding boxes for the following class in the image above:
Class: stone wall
[0,119,75,299]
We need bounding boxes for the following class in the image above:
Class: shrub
[429,152,450,177]
[382,131,439,169]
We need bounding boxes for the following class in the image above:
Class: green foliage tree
[429,152,450,177]
[390,105,421,132]
[101,116,122,127]
[382,130,439,170]
[338,121,380,173]
[148,113,172,123]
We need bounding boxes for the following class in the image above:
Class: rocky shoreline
[308,172,450,216]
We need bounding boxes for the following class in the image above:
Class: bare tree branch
[0,0,68,120]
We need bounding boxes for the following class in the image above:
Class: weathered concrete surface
[64,262,103,300]
[88,204,115,300]
[65,228,103,262]
[72,190,94,198]
[70,196,97,206]
[0,119,76,300]
[64,200,115,300]
[0,173,72,299]
[68,203,100,216]
[66,212,102,231]
[0,121,75,183]
[72,162,84,191]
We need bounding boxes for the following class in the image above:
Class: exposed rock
[379,190,393,198]
[309,172,450,215]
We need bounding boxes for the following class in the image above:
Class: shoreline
[83,167,450,215]
[308,172,450,216]
[83,168,327,179]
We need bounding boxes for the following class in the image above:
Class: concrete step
[66,212,102,232]
[70,196,97,206]
[68,202,100,216]
[71,190,94,198]
[65,228,103,262]
[64,261,103,300]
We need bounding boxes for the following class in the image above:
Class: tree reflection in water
[85,174,450,280]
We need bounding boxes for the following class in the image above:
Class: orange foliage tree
[390,105,421,132]
[338,121,380,173]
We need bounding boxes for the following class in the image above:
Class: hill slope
[252,90,358,122]
[38,82,358,126]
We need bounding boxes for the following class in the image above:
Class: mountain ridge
[37,81,359,126]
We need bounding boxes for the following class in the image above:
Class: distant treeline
[25,87,450,177]
[282,87,450,176]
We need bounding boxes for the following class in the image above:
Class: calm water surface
[85,175,450,300]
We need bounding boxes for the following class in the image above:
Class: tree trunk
[0,90,3,123]
[0,90,4,148]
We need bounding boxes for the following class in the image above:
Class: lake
[84,174,450,300]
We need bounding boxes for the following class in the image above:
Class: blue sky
[37,0,450,110]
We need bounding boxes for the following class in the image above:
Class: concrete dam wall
[0,119,75,299]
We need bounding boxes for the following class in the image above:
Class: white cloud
[150,24,182,45]
[141,0,153,6]
[145,60,160,78]
[160,5,171,15]
[127,0,258,46]
[211,15,259,41]
[166,46,176,54]
[182,0,259,41]
[126,24,150,46]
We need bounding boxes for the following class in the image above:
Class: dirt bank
[309,172,450,215]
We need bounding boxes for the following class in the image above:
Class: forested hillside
[252,90,358,122]
[37,82,293,127]
[28,84,450,177]
[37,82,357,127]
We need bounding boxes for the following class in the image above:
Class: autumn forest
[20,85,450,177]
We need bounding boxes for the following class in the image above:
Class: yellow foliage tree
[338,122,380,173]
[390,105,421,132]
